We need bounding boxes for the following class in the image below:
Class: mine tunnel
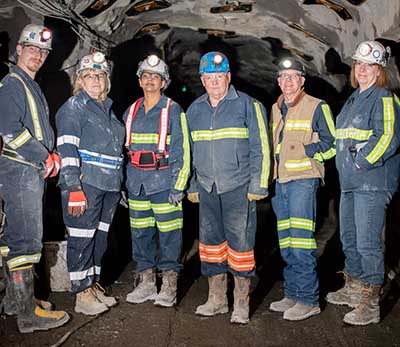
[1,1,400,345]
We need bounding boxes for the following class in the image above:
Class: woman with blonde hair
[56,52,125,315]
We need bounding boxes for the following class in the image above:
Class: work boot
[269,297,296,312]
[230,276,251,324]
[283,302,321,321]
[10,266,70,333]
[343,283,381,326]
[126,268,157,304]
[326,273,363,308]
[75,288,109,315]
[154,270,178,307]
[196,273,229,316]
[92,282,117,307]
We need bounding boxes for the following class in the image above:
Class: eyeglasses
[141,72,161,80]
[82,73,106,81]
[202,74,227,82]
[278,73,302,81]
[23,45,49,57]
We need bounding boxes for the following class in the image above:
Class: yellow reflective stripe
[191,128,249,141]
[313,147,336,162]
[7,254,41,269]
[151,202,182,214]
[336,128,372,140]
[321,104,336,137]
[284,159,312,171]
[128,199,151,211]
[366,97,394,164]
[0,82,3,87]
[279,237,317,249]
[290,217,315,232]
[10,73,42,140]
[175,112,190,191]
[277,219,290,231]
[0,246,10,257]
[276,143,281,154]
[285,119,312,131]
[130,133,171,144]
[254,102,270,188]
[156,218,183,232]
[270,121,278,133]
[394,94,400,107]
[130,217,155,228]
[8,129,32,149]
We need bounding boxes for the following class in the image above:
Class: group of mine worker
[0,23,399,333]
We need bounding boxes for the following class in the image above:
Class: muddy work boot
[269,297,296,312]
[154,270,178,307]
[326,273,363,308]
[343,283,381,326]
[196,273,229,316]
[92,282,117,307]
[10,266,70,333]
[126,268,157,304]
[75,287,109,315]
[230,276,251,324]
[283,302,320,321]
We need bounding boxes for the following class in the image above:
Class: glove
[49,153,61,178]
[42,153,54,179]
[168,192,184,206]
[68,190,87,217]
[247,193,268,201]
[187,192,200,203]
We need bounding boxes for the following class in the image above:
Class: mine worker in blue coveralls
[0,24,69,333]
[326,41,400,326]
[124,55,190,308]
[186,52,270,324]
[56,52,125,316]
[269,57,336,321]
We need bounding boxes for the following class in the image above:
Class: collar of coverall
[195,84,238,105]
[277,88,306,110]
[356,84,377,99]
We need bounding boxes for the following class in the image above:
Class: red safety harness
[125,97,172,170]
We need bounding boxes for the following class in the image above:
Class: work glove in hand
[68,190,88,217]
[187,192,200,203]
[42,153,54,178]
[49,153,61,177]
[168,192,184,206]
[247,193,268,201]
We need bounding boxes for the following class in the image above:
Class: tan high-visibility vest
[270,92,324,183]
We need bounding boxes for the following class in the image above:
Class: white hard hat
[18,24,52,50]
[137,55,170,88]
[77,52,110,75]
[352,41,391,67]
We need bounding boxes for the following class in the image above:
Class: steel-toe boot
[75,287,109,315]
[126,268,157,304]
[269,297,296,312]
[283,302,320,321]
[196,273,229,316]
[154,270,178,307]
[230,276,251,324]
[92,282,117,307]
[343,283,381,326]
[326,273,363,308]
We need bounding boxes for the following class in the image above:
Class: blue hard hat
[199,51,230,74]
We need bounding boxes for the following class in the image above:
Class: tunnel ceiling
[0,0,399,102]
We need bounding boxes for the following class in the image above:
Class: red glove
[68,190,87,217]
[50,153,61,177]
[43,153,54,178]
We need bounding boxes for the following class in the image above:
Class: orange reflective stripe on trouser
[199,241,228,263]
[227,246,255,272]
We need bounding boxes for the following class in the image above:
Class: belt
[78,149,123,170]
[128,150,169,170]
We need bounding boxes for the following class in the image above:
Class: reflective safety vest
[125,97,172,170]
[271,93,325,183]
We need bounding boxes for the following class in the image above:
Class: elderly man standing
[269,58,336,321]
[186,51,270,324]
[0,24,69,333]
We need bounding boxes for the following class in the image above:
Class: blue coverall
[186,85,270,277]
[336,86,400,285]
[123,95,190,273]
[0,66,54,270]
[56,90,125,294]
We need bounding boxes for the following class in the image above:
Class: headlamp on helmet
[199,51,230,75]
[277,58,306,76]
[136,55,170,89]
[40,29,52,42]
[18,24,53,50]
[352,40,390,67]
[77,51,110,75]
